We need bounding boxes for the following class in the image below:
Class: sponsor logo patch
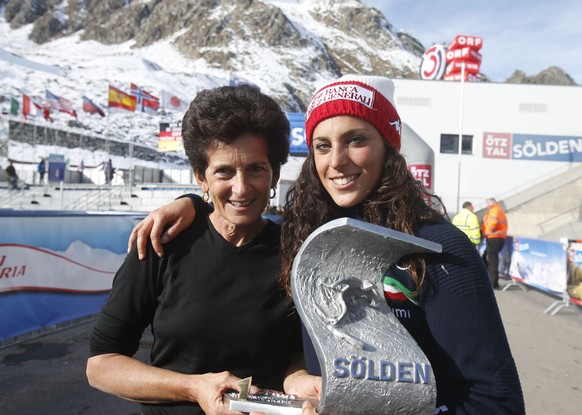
[307,84,375,119]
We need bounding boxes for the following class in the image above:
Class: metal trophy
[291,218,441,414]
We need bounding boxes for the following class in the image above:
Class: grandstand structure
[0,182,201,212]
[0,117,199,212]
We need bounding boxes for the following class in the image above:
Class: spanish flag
[108,85,136,112]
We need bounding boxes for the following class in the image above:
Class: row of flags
[10,90,70,122]
[9,84,190,122]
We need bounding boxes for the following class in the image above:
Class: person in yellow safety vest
[482,198,508,289]
[452,201,481,247]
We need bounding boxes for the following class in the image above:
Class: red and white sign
[445,47,482,64]
[420,44,447,80]
[444,35,483,81]
[482,132,511,159]
[408,164,432,190]
[445,61,481,75]
[448,35,483,51]
[420,35,483,81]
[443,72,481,81]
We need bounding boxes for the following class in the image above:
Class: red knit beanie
[305,75,401,151]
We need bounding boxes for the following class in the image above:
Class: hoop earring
[269,187,276,199]
[202,192,209,202]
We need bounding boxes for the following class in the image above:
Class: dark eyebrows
[313,127,371,142]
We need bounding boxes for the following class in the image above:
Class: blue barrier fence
[1,210,580,342]
[0,210,145,341]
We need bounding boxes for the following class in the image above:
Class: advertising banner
[287,112,308,155]
[0,211,143,341]
[158,121,183,152]
[566,240,582,305]
[420,35,483,81]
[48,153,65,182]
[420,44,447,80]
[409,164,432,190]
[509,236,567,294]
[483,132,582,162]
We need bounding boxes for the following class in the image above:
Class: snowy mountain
[2,0,574,174]
[0,0,424,170]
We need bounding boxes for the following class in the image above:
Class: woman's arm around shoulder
[127,194,207,259]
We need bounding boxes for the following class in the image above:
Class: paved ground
[1,281,581,415]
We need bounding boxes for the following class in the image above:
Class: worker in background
[482,198,508,289]
[452,201,481,247]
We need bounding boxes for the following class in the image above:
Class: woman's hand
[301,400,319,415]
[285,373,322,401]
[194,371,245,415]
[127,197,196,259]
[283,355,322,402]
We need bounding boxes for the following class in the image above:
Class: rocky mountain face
[2,0,577,111]
[506,66,577,86]
[2,0,427,110]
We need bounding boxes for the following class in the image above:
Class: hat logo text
[307,84,375,119]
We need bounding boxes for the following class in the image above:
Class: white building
[392,79,582,213]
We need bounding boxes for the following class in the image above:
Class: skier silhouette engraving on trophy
[291,218,440,415]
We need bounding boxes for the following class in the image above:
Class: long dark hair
[280,143,445,297]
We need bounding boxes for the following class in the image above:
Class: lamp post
[456,63,466,213]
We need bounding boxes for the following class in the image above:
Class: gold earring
[202,192,209,202]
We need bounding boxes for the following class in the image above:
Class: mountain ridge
[2,0,576,108]
[0,0,577,168]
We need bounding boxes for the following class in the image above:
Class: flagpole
[129,116,135,190]
[104,108,110,186]
[456,62,466,213]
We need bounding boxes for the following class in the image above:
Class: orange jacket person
[482,198,508,288]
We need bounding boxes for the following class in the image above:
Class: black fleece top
[303,218,525,414]
[90,214,302,415]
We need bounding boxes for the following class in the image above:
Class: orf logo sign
[483,132,511,159]
[420,44,446,80]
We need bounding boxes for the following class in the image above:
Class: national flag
[32,99,43,112]
[82,96,105,117]
[45,90,76,116]
[10,96,19,116]
[158,121,183,152]
[43,105,53,122]
[161,90,189,113]
[22,94,31,120]
[108,85,136,112]
[130,83,159,114]
[23,96,43,117]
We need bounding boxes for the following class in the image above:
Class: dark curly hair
[181,85,290,177]
[280,142,446,297]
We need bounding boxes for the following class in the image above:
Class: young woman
[129,75,525,414]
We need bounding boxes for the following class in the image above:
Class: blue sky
[366,0,582,84]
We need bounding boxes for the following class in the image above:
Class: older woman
[128,76,525,415]
[86,85,302,415]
